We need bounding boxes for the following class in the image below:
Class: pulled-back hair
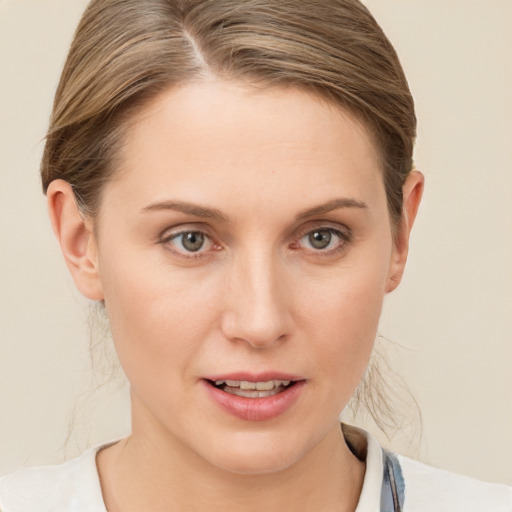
[41,0,415,231]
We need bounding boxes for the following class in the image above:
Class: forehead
[107,80,384,214]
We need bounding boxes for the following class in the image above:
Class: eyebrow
[140,196,367,222]
[295,197,367,220]
[141,200,228,221]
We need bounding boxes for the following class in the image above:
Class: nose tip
[220,261,291,349]
[221,309,287,349]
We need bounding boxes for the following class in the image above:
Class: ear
[47,179,104,301]
[385,170,424,293]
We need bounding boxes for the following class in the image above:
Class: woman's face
[90,81,406,474]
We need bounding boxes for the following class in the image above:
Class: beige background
[1,0,511,485]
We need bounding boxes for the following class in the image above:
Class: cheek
[97,250,221,388]
[297,259,390,396]
[300,256,388,336]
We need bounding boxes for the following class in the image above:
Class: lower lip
[202,380,306,422]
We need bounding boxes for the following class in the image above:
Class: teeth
[211,379,294,398]
[213,379,292,390]
[256,381,274,391]
[226,387,282,398]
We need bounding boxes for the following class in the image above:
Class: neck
[97,399,365,512]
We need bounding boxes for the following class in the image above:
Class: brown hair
[41,0,415,230]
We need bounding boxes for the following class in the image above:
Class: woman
[0,0,510,510]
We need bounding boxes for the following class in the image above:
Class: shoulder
[0,448,106,512]
[398,454,512,512]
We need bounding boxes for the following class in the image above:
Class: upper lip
[203,372,304,382]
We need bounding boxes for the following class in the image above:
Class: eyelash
[159,224,351,260]
[292,226,351,257]
[160,229,217,259]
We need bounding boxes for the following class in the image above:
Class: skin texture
[47,81,423,512]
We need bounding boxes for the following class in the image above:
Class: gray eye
[181,232,205,252]
[308,229,332,249]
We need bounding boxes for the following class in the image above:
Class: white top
[1,428,511,511]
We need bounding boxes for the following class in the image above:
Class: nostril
[220,310,289,349]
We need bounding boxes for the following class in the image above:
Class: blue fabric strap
[380,450,405,512]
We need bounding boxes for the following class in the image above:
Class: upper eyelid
[159,223,214,240]
[300,226,348,238]
[292,221,351,239]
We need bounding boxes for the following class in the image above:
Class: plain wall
[1,0,511,485]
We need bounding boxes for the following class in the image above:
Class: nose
[220,250,291,349]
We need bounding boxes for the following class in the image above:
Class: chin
[199,430,313,476]
[214,450,300,476]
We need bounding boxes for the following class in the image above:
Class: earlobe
[47,180,104,301]
[385,170,424,293]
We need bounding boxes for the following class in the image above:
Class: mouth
[207,379,296,398]
[202,374,305,421]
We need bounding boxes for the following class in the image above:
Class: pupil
[309,230,331,249]
[183,232,204,252]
